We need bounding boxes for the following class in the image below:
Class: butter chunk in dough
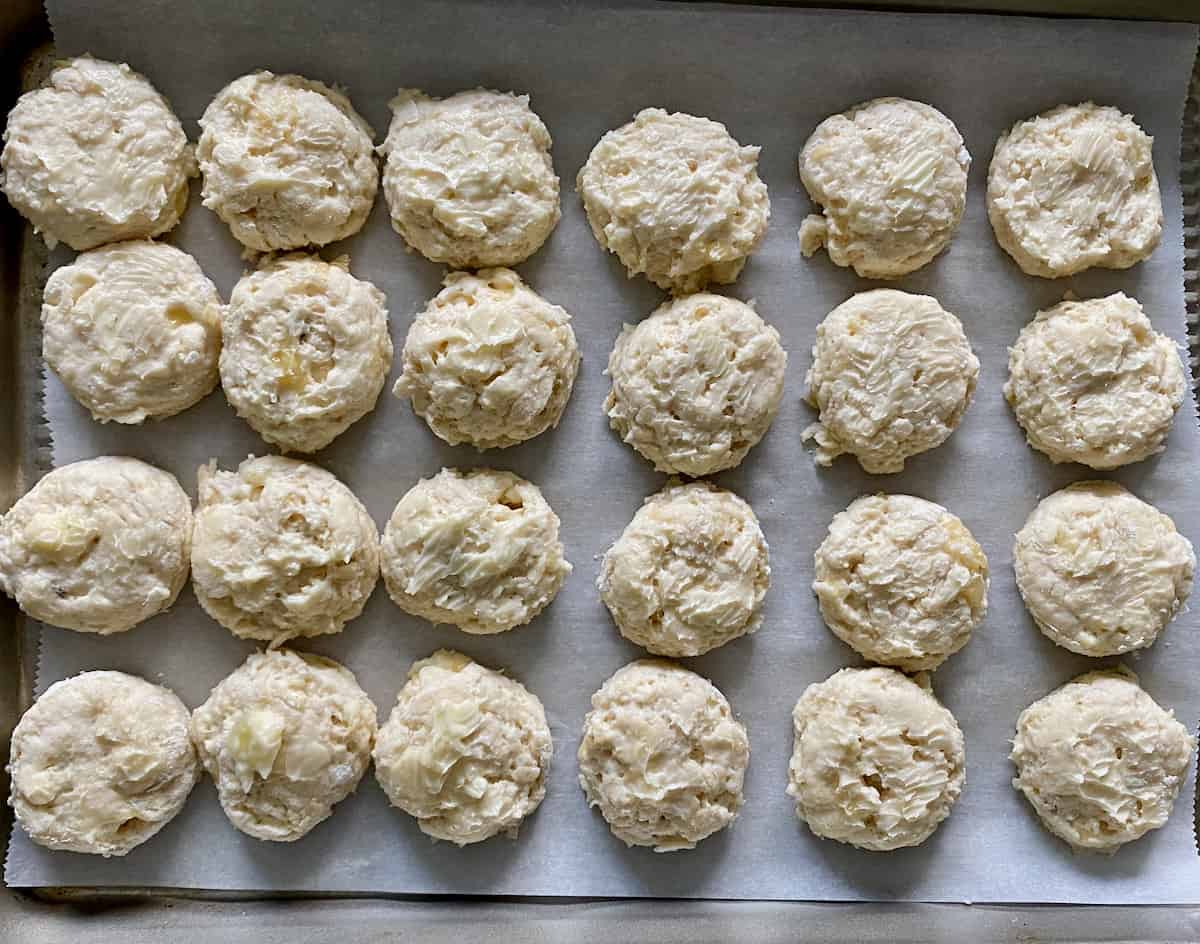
[374,650,552,845]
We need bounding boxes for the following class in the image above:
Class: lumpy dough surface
[987,102,1162,278]
[190,650,377,842]
[42,240,222,424]
[577,108,770,293]
[197,72,377,252]
[393,268,580,449]
[804,289,978,474]
[1012,668,1194,852]
[599,480,769,657]
[0,457,191,634]
[374,650,552,845]
[380,468,570,634]
[814,494,988,671]
[798,97,970,279]
[220,254,392,453]
[787,666,965,851]
[1,56,194,250]
[606,293,786,476]
[1005,293,1184,469]
[577,659,749,852]
[9,671,198,856]
[380,88,560,268]
[1013,481,1194,657]
[191,455,379,646]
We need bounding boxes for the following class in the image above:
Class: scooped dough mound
[380,468,570,634]
[605,293,786,476]
[42,240,222,424]
[379,88,560,267]
[987,102,1162,278]
[221,254,392,453]
[0,56,195,251]
[393,268,580,449]
[190,649,377,842]
[804,289,978,474]
[577,108,770,293]
[197,71,377,252]
[0,457,191,634]
[191,455,380,646]
[787,666,965,851]
[1013,481,1194,657]
[599,480,769,657]
[373,650,552,845]
[798,97,970,278]
[9,671,199,856]
[814,494,988,671]
[1012,668,1194,852]
[1004,293,1185,469]
[577,659,749,852]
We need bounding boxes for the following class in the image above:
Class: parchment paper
[6,0,1200,903]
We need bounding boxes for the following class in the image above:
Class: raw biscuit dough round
[1,56,195,251]
[605,293,786,476]
[373,650,552,845]
[987,102,1162,278]
[380,468,571,634]
[0,456,191,634]
[577,108,770,293]
[1004,293,1185,469]
[1013,481,1194,657]
[9,671,199,856]
[197,71,377,252]
[814,494,988,671]
[1012,668,1194,852]
[221,254,392,453]
[599,480,769,657]
[804,289,978,474]
[577,659,749,852]
[42,240,223,424]
[191,455,379,646]
[787,666,965,851]
[798,97,970,278]
[393,267,580,449]
[190,649,377,842]
[379,88,560,268]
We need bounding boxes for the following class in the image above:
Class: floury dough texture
[0,457,191,634]
[373,650,552,845]
[605,293,786,476]
[191,456,380,646]
[221,254,392,453]
[577,108,770,293]
[381,468,570,634]
[598,480,769,658]
[41,240,222,424]
[1014,481,1194,657]
[814,494,988,671]
[577,660,749,852]
[190,650,377,842]
[1012,668,1194,853]
[379,88,560,268]
[1004,293,1185,469]
[987,102,1163,278]
[787,667,965,851]
[0,56,194,251]
[197,72,377,252]
[393,268,580,449]
[804,289,978,474]
[9,671,198,856]
[798,97,970,278]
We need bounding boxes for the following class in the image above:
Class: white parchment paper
[6,0,1200,903]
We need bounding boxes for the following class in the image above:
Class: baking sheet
[5,0,1200,903]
